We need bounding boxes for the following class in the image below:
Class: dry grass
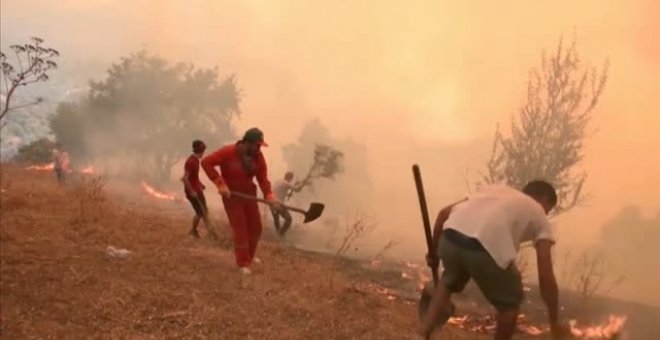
[0,164,485,340]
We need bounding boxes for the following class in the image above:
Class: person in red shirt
[181,140,215,239]
[201,128,281,274]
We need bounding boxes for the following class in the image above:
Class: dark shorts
[186,191,207,216]
[437,229,523,312]
[271,207,292,235]
[54,166,65,180]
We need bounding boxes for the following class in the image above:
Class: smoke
[597,207,660,306]
[2,0,659,304]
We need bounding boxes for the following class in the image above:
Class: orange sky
[2,0,659,303]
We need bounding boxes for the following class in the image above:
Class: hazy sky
[2,0,659,303]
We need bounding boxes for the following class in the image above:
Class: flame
[357,283,398,301]
[380,261,626,339]
[447,315,497,333]
[80,165,96,174]
[404,261,420,269]
[517,315,547,336]
[141,181,177,201]
[25,163,97,174]
[447,310,625,338]
[371,285,397,300]
[570,315,627,339]
[400,260,431,291]
[25,163,55,171]
[417,270,430,290]
[445,314,545,336]
[447,315,469,325]
[518,324,544,336]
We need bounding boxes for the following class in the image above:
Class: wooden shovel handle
[230,191,307,215]
[413,165,439,285]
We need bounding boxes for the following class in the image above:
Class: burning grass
[569,316,627,339]
[140,180,180,201]
[366,257,629,338]
[24,162,54,171]
[0,164,639,339]
[1,164,471,340]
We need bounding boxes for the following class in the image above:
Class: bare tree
[480,34,609,215]
[560,249,625,314]
[335,210,377,257]
[370,236,401,262]
[1,37,59,128]
[287,144,345,199]
[326,210,377,290]
[75,175,107,224]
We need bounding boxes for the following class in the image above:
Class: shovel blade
[303,202,325,223]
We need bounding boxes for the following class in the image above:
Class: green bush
[15,138,56,164]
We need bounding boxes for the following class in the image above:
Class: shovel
[414,165,458,328]
[230,191,325,223]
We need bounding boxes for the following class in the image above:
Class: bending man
[417,181,569,340]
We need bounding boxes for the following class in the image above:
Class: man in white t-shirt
[417,180,569,340]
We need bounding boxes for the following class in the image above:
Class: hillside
[3,164,650,339]
[0,164,487,340]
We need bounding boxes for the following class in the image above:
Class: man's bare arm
[181,170,195,195]
[536,240,559,326]
[430,198,467,251]
[425,198,467,269]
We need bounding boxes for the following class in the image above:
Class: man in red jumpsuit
[201,127,280,274]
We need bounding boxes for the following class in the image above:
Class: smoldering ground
[2,0,659,307]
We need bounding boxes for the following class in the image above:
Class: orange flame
[447,315,469,325]
[393,261,626,339]
[518,324,544,336]
[357,283,399,301]
[400,260,431,291]
[445,311,626,338]
[570,315,627,339]
[517,315,546,336]
[370,285,397,300]
[445,314,545,336]
[447,315,496,333]
[141,181,177,201]
[80,165,96,174]
[25,163,55,171]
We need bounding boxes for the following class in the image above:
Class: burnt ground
[2,164,657,339]
[0,164,480,340]
[332,237,660,339]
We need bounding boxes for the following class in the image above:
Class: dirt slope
[1,165,484,340]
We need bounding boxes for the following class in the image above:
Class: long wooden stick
[413,164,439,285]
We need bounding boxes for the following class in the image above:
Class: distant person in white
[417,180,570,340]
